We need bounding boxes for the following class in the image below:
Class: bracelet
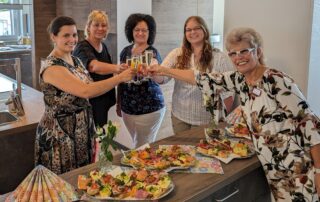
[315,167,320,174]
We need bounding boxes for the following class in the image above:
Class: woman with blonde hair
[160,16,235,134]
[73,10,126,127]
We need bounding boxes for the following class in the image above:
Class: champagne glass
[125,57,133,84]
[145,50,153,66]
[140,54,149,82]
[144,50,154,79]
[132,56,142,85]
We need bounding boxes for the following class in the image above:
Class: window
[0,0,31,42]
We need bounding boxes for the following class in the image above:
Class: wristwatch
[315,167,320,174]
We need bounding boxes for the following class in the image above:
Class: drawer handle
[215,187,239,202]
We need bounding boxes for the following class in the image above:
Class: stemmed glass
[125,51,154,85]
[144,50,154,79]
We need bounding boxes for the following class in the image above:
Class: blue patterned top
[118,45,165,115]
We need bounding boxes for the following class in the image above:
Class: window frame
[0,3,24,42]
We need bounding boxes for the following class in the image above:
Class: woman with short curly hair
[117,13,165,148]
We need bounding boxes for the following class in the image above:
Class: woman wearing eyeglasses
[150,27,320,201]
[117,13,165,148]
[160,16,235,134]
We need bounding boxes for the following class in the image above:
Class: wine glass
[125,57,134,84]
[144,50,154,79]
[131,55,142,85]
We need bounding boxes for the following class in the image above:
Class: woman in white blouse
[160,16,235,134]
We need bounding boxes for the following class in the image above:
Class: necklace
[245,65,266,86]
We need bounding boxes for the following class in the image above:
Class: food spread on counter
[225,122,251,139]
[196,138,255,164]
[78,168,173,200]
[121,145,196,171]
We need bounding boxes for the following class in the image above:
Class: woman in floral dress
[35,16,133,174]
[150,27,320,201]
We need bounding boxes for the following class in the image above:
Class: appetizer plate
[196,138,255,164]
[225,123,251,140]
[121,145,196,172]
[78,168,174,201]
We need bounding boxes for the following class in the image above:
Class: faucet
[0,58,24,116]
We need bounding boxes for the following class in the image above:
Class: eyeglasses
[185,26,202,33]
[133,29,149,33]
[228,48,255,58]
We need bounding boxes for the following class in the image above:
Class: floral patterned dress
[35,56,95,175]
[196,68,320,201]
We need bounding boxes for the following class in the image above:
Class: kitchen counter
[0,74,44,194]
[0,79,44,136]
[60,127,271,202]
[0,48,31,54]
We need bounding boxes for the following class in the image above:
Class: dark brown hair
[47,16,76,36]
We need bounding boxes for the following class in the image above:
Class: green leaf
[106,151,113,161]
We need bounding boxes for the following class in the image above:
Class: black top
[73,40,116,126]
[118,44,165,115]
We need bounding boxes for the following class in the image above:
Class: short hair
[47,16,76,36]
[225,27,265,65]
[124,13,156,45]
[85,10,109,38]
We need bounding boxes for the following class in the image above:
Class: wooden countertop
[60,127,262,202]
[0,77,44,136]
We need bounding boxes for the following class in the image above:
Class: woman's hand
[117,68,134,82]
[119,63,128,73]
[148,64,165,76]
[114,63,128,73]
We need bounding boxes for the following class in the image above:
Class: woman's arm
[150,65,196,85]
[88,60,126,74]
[42,65,133,99]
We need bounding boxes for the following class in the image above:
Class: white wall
[224,0,313,95]
[212,0,225,50]
[117,0,152,61]
[307,0,320,116]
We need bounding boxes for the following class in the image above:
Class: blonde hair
[85,10,109,38]
[225,27,265,65]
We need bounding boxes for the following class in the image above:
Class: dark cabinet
[0,50,33,87]
[201,167,271,202]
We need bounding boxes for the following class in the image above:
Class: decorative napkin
[5,165,79,202]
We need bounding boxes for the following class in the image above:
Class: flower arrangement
[96,120,119,162]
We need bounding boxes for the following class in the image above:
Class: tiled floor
[110,80,175,149]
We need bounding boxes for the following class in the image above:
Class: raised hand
[148,64,165,76]
[118,67,135,82]
[119,63,128,72]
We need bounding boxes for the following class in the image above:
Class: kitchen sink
[0,111,18,125]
